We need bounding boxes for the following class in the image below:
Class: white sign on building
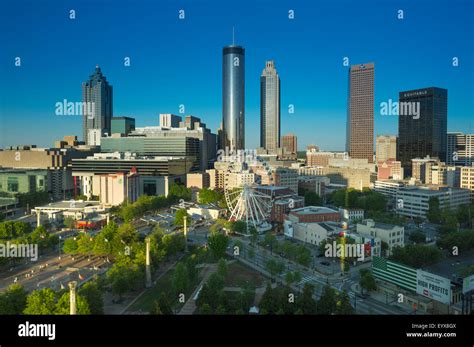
[463,274,474,294]
[416,270,451,304]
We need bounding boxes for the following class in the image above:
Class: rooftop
[291,206,338,215]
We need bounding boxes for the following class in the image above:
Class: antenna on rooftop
[232,26,235,45]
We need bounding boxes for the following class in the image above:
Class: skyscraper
[398,87,448,176]
[346,63,374,163]
[82,65,113,145]
[222,45,245,151]
[260,60,280,153]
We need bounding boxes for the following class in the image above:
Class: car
[320,261,330,266]
[317,254,324,258]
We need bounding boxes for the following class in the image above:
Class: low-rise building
[339,208,364,223]
[284,220,341,246]
[187,204,225,220]
[287,206,340,223]
[357,219,404,256]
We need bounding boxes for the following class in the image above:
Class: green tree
[198,188,222,204]
[207,232,229,260]
[63,238,79,254]
[199,303,212,314]
[55,292,91,315]
[0,284,27,314]
[409,230,426,244]
[172,262,189,297]
[427,197,441,223]
[336,290,355,314]
[296,283,317,314]
[259,283,279,314]
[23,288,57,315]
[217,258,228,278]
[359,269,377,294]
[317,283,337,314]
[78,281,103,314]
[304,192,322,206]
[174,208,190,226]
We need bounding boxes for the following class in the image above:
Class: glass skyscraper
[398,87,448,176]
[222,45,245,151]
[260,60,280,154]
[82,65,113,145]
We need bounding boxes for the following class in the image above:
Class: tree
[217,258,228,279]
[157,292,173,315]
[55,292,91,314]
[304,192,322,206]
[198,188,222,205]
[174,208,190,226]
[172,262,189,297]
[0,284,27,314]
[296,283,317,314]
[199,303,212,314]
[78,281,103,314]
[63,238,78,254]
[168,183,192,202]
[266,259,285,281]
[249,227,258,244]
[259,283,279,314]
[23,288,57,315]
[336,290,355,314]
[359,269,377,294]
[427,197,441,223]
[207,232,229,260]
[150,300,163,314]
[390,244,444,268]
[409,230,426,244]
[317,284,337,314]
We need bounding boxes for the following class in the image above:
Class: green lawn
[224,261,265,288]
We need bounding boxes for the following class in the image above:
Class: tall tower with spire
[82,65,113,145]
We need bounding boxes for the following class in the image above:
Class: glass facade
[222,45,245,151]
[398,87,448,176]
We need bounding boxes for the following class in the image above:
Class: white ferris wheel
[223,155,274,232]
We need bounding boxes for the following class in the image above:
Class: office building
[447,132,474,166]
[411,156,441,183]
[398,87,448,176]
[82,65,113,145]
[0,169,48,195]
[282,134,297,156]
[70,152,191,199]
[222,45,245,151]
[346,63,374,163]
[395,186,471,218]
[160,114,181,128]
[376,135,397,163]
[0,144,97,199]
[186,172,210,190]
[111,117,135,136]
[260,60,280,154]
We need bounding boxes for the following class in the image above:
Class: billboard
[463,274,474,294]
[416,270,451,304]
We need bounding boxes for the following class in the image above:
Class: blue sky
[1,0,473,150]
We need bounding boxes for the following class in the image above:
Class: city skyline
[1,0,473,151]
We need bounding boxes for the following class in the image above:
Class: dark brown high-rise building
[346,63,374,163]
